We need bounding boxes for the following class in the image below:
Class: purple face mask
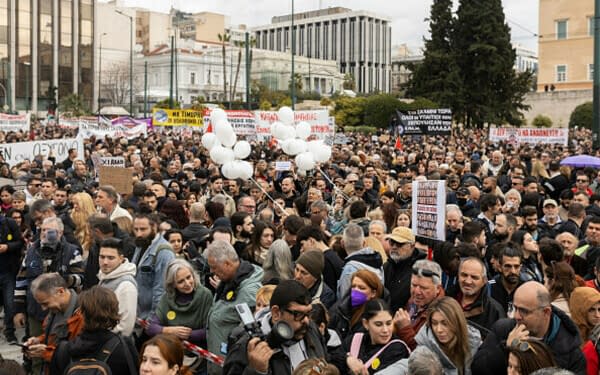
[351,289,369,308]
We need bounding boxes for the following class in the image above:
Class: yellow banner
[152,108,203,127]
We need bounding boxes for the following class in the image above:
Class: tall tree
[407,0,460,111]
[453,0,531,127]
[218,33,231,103]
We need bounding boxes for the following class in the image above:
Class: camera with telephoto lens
[235,303,294,349]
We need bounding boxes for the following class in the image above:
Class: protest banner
[203,109,256,135]
[396,109,452,136]
[489,127,568,146]
[275,161,292,171]
[0,113,30,132]
[98,166,133,194]
[152,108,203,127]
[254,110,332,141]
[78,119,147,140]
[411,180,446,241]
[99,156,126,168]
[0,136,84,166]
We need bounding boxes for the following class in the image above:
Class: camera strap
[349,332,410,370]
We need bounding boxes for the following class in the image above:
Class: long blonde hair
[427,297,471,374]
[70,192,95,257]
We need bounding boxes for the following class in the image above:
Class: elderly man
[223,280,327,375]
[393,259,444,349]
[237,196,257,216]
[24,273,84,374]
[556,231,587,277]
[294,250,335,308]
[472,281,586,375]
[95,185,132,221]
[204,240,263,375]
[448,257,506,338]
[446,204,463,243]
[384,227,426,312]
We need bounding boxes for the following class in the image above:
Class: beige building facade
[538,0,593,91]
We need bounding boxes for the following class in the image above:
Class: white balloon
[210,108,227,125]
[215,119,233,141]
[221,129,237,148]
[233,141,251,159]
[295,152,315,171]
[313,144,332,163]
[201,132,219,151]
[280,139,292,154]
[271,121,285,139]
[238,161,254,180]
[307,140,323,155]
[286,139,307,156]
[295,121,312,140]
[297,169,307,177]
[210,145,235,165]
[280,125,296,141]
[221,161,238,179]
[278,106,295,125]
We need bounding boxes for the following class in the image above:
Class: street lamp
[115,9,133,115]
[98,32,107,113]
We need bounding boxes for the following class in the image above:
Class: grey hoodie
[98,260,138,336]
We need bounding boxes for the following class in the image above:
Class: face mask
[350,289,369,308]
[44,229,59,246]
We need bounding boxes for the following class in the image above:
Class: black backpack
[62,335,120,375]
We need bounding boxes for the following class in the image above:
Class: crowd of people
[0,122,599,375]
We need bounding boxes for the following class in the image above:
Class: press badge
[220,342,228,354]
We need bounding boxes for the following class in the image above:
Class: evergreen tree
[407,0,461,112]
[453,0,531,128]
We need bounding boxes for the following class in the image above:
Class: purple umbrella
[560,155,600,168]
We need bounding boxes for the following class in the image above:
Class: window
[590,17,595,37]
[556,20,568,39]
[190,72,196,85]
[590,64,595,81]
[556,65,567,82]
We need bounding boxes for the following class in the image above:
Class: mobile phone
[10,342,27,349]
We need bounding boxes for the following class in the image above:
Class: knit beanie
[296,250,324,280]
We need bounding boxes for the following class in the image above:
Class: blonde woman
[70,192,95,259]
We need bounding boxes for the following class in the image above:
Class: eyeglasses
[577,179,589,183]
[509,339,538,355]
[412,267,440,279]
[508,302,548,317]
[30,184,41,187]
[240,205,256,209]
[284,308,312,322]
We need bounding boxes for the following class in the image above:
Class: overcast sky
[116,0,539,52]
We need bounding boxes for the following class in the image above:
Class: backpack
[62,335,120,375]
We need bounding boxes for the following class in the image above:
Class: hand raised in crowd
[346,355,368,375]
[507,323,530,347]
[13,312,26,328]
[247,337,274,374]
[163,325,192,340]
[393,308,411,330]
[209,274,221,289]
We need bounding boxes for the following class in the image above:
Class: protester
[139,333,193,375]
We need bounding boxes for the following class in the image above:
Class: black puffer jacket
[471,306,586,375]
[383,249,426,312]
[50,330,138,375]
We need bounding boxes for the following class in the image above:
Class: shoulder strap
[349,332,363,358]
[118,335,138,375]
[363,339,411,369]
[96,334,121,363]
[152,243,173,267]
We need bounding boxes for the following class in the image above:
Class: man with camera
[223,280,327,375]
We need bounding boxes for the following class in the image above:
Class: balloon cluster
[202,108,253,180]
[272,106,332,173]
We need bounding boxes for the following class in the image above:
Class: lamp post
[98,32,107,113]
[291,0,295,109]
[23,61,30,112]
[115,10,133,115]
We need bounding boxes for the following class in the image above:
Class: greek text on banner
[152,108,203,127]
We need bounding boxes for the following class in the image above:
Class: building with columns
[0,0,94,113]
[252,7,392,94]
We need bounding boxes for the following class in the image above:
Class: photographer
[223,280,328,375]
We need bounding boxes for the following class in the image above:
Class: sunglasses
[509,339,538,355]
[577,179,589,183]
[412,267,440,279]
[284,308,312,322]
